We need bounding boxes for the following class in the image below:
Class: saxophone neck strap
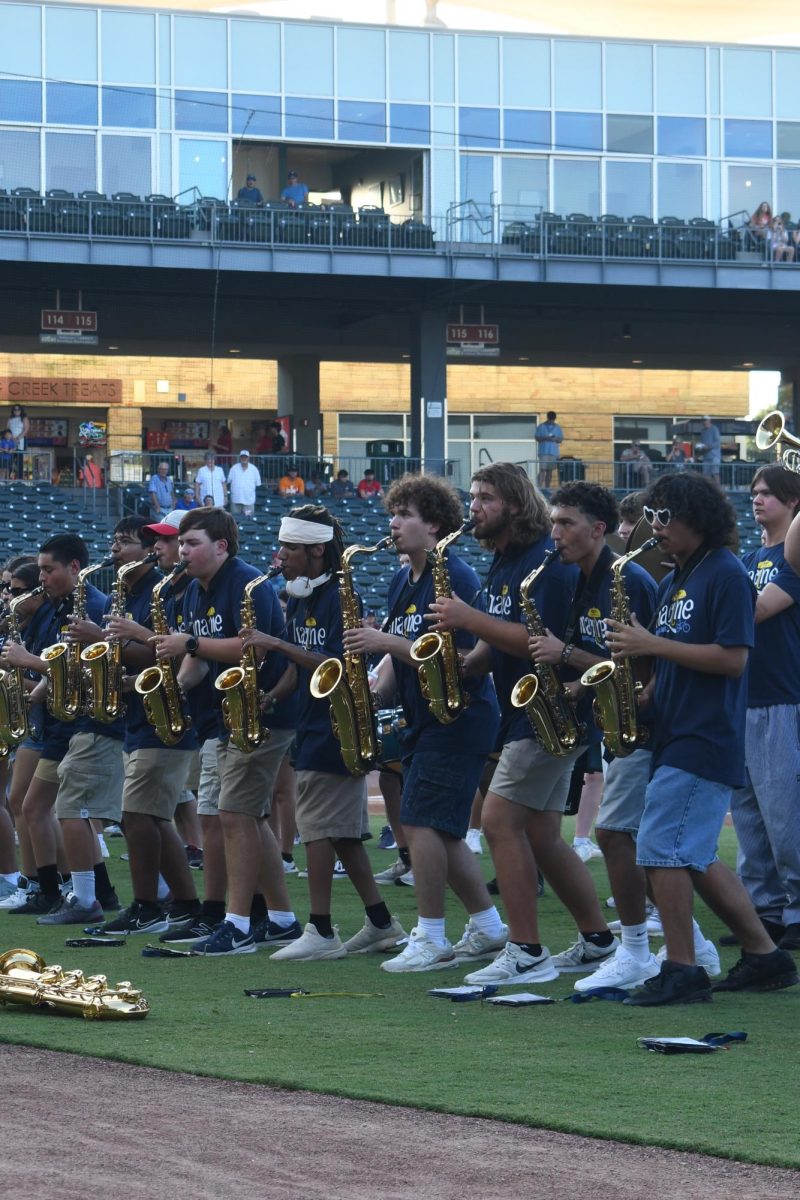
[564,543,614,648]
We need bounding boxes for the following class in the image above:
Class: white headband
[279,516,334,544]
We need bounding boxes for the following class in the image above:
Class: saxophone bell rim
[409,631,443,663]
[510,672,539,708]
[214,666,247,692]
[309,657,344,700]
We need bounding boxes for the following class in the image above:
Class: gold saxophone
[0,587,44,756]
[41,557,114,721]
[511,549,584,756]
[81,554,158,724]
[310,536,395,776]
[134,563,192,746]
[579,538,659,758]
[410,518,476,724]
[0,948,149,1020]
[214,567,281,754]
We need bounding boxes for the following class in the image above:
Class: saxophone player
[428,464,617,987]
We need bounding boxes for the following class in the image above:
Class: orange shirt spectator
[79,453,104,489]
[357,469,383,499]
[278,466,305,497]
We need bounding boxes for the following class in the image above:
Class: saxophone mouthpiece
[170,561,189,579]
[100,556,115,569]
[461,517,478,533]
[143,552,160,565]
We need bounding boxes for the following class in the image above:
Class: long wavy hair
[472,462,551,548]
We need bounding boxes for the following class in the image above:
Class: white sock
[620,921,650,962]
[268,909,297,929]
[573,837,591,846]
[692,918,708,951]
[70,869,96,908]
[469,905,505,938]
[417,916,447,946]
[0,872,18,886]
[225,912,250,935]
[156,874,170,901]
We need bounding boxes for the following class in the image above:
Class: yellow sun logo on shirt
[757,559,773,570]
[501,585,509,595]
[207,607,216,617]
[672,589,687,600]
[406,604,417,614]
[587,607,601,618]
[306,617,317,627]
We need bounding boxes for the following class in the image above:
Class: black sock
[201,900,226,925]
[310,913,333,938]
[250,892,267,922]
[398,847,411,868]
[93,862,113,898]
[281,853,294,865]
[582,930,615,949]
[365,901,391,929]
[515,941,542,958]
[169,898,201,919]
[37,864,61,902]
[134,898,163,916]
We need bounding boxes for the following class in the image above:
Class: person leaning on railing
[769,216,795,263]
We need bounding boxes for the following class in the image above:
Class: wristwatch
[185,636,199,657]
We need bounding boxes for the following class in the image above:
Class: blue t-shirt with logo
[741,541,800,707]
[287,577,353,776]
[483,539,579,745]
[385,552,499,759]
[651,548,755,789]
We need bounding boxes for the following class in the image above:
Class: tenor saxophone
[410,518,476,724]
[579,538,659,758]
[134,563,192,746]
[0,948,149,1020]
[41,557,113,721]
[510,549,584,756]
[81,554,158,724]
[214,567,281,754]
[310,536,395,776]
[0,586,44,756]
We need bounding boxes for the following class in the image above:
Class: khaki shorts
[184,749,201,793]
[34,756,60,784]
[295,769,369,843]
[122,748,194,821]
[197,738,221,816]
[55,732,124,822]
[489,736,581,812]
[217,728,295,818]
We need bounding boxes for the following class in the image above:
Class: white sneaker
[380,927,457,973]
[0,877,21,902]
[270,922,347,961]
[452,918,509,961]
[332,859,347,878]
[551,935,620,973]
[464,942,559,986]
[282,859,299,875]
[394,870,415,887]
[373,858,409,885]
[465,828,483,855]
[0,880,34,909]
[572,838,603,863]
[97,834,110,859]
[608,913,665,937]
[574,946,660,993]
[656,939,721,978]
[342,915,407,954]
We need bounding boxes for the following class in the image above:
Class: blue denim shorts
[401,750,487,839]
[636,765,731,871]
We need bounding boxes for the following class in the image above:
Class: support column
[409,308,447,475]
[277,357,321,458]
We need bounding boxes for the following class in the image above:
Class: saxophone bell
[214,571,278,754]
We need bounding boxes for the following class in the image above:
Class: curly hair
[619,490,646,526]
[750,463,800,513]
[179,507,239,557]
[287,504,345,573]
[549,482,619,535]
[644,472,736,549]
[471,463,551,547]
[384,473,465,538]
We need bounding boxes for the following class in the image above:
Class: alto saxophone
[579,538,659,758]
[134,563,192,747]
[511,549,584,756]
[215,567,281,754]
[41,557,113,721]
[0,586,44,757]
[410,518,476,724]
[81,554,158,724]
[310,536,395,776]
[0,948,149,1021]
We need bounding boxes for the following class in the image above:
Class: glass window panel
[338,101,386,143]
[776,52,800,120]
[504,110,549,152]
[502,39,550,107]
[606,115,653,155]
[658,116,706,157]
[46,84,98,127]
[459,108,500,150]
[475,415,535,439]
[101,12,155,84]
[433,36,454,103]
[175,91,228,134]
[388,31,429,103]
[102,88,156,130]
[709,119,721,156]
[285,98,334,141]
[102,134,151,196]
[723,49,771,117]
[433,105,455,149]
[231,21,280,93]
[45,132,96,194]
[554,41,601,109]
[174,17,227,89]
[0,81,41,124]
[340,413,403,438]
[47,8,97,82]
[657,161,703,219]
[458,37,499,106]
[727,164,772,219]
[725,119,772,159]
[284,25,333,96]
[777,168,800,221]
[708,159,721,221]
[178,137,227,199]
[553,158,600,217]
[777,123,800,161]
[338,28,385,99]
[232,95,281,139]
[605,44,652,112]
[390,104,430,144]
[606,160,652,218]
[555,112,601,153]
[158,133,171,195]
[431,147,456,215]
[158,15,171,86]
[0,129,39,191]
[0,6,41,77]
[501,156,547,217]
[655,46,705,115]
[447,415,470,435]
[709,46,720,116]
[460,151,494,226]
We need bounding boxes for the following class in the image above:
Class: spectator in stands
[280,170,309,209]
[534,410,563,488]
[304,474,328,498]
[695,416,722,486]
[357,468,384,500]
[148,460,175,520]
[619,440,652,487]
[79,452,103,490]
[330,469,355,500]
[617,491,646,540]
[8,404,28,479]
[769,215,795,262]
[0,428,16,479]
[253,425,273,456]
[176,486,198,511]
[194,450,227,507]
[211,421,232,458]
[227,449,262,516]
[278,465,305,497]
[237,174,263,206]
[747,201,772,248]
[269,420,288,453]
[666,435,690,470]
[202,495,214,507]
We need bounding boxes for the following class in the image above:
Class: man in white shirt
[194,451,227,508]
[227,449,262,516]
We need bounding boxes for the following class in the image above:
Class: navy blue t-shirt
[168,577,219,742]
[483,538,579,744]
[651,548,755,789]
[20,597,54,738]
[287,577,353,776]
[742,542,800,708]
[385,552,499,758]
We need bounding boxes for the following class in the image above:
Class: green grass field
[1,820,799,1168]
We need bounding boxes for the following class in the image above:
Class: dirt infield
[4,1044,799,1199]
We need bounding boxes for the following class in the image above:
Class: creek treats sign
[0,379,122,403]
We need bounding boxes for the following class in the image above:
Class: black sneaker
[778,924,800,952]
[253,917,303,949]
[8,891,60,916]
[719,917,784,948]
[159,918,218,944]
[623,960,713,1006]
[98,889,121,912]
[92,903,140,934]
[127,906,170,935]
[712,949,799,993]
[377,825,397,851]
